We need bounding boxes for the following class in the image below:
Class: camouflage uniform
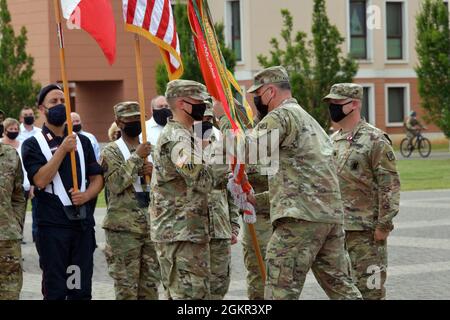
[208,184,240,300]
[205,119,241,300]
[101,102,160,300]
[242,165,271,300]
[0,144,26,300]
[150,80,229,300]
[326,83,401,300]
[244,66,361,300]
[218,116,272,300]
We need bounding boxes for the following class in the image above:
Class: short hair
[21,107,34,114]
[166,97,178,111]
[151,95,166,109]
[273,81,291,91]
[3,118,20,130]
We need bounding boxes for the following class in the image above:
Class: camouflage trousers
[242,214,272,300]
[156,241,210,300]
[345,231,387,300]
[0,240,23,300]
[265,218,362,300]
[210,239,231,300]
[104,230,161,300]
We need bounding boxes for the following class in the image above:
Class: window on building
[228,0,242,61]
[361,87,370,123]
[350,0,367,59]
[386,2,403,60]
[387,87,406,124]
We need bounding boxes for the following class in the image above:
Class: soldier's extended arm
[372,138,401,231]
[171,137,229,194]
[12,152,26,232]
[101,145,144,195]
[219,111,287,167]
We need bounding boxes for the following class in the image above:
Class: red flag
[61,0,116,65]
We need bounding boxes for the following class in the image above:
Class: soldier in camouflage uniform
[324,83,401,300]
[214,66,362,300]
[0,143,26,300]
[101,102,160,300]
[198,107,241,299]
[218,113,272,300]
[405,111,425,145]
[242,165,271,300]
[150,80,229,300]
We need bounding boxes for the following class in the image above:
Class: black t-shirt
[22,125,103,228]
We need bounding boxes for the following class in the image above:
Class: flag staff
[133,34,151,185]
[52,0,79,193]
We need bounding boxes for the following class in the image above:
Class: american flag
[123,0,183,80]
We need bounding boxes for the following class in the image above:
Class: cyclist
[405,111,424,145]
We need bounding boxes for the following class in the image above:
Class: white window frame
[346,0,374,63]
[359,83,376,125]
[384,0,409,64]
[224,0,244,65]
[385,83,410,127]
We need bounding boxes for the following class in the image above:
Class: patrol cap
[114,101,141,119]
[38,84,63,106]
[323,83,363,102]
[165,79,210,101]
[247,66,290,93]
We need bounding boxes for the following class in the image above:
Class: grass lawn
[397,158,450,191]
[26,158,449,212]
[393,142,449,152]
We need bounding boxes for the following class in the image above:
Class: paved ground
[20,189,450,300]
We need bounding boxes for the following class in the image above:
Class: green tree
[155,2,236,95]
[0,0,40,118]
[258,0,358,129]
[415,0,450,138]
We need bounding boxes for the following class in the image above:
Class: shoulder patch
[258,122,268,130]
[386,150,395,161]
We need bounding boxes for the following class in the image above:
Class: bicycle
[400,130,431,158]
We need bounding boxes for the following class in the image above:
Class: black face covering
[6,131,19,140]
[122,121,142,137]
[24,116,35,126]
[46,104,67,127]
[153,108,172,126]
[329,101,353,123]
[193,121,214,139]
[254,88,272,119]
[73,124,82,133]
[183,101,207,121]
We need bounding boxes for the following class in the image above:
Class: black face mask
[6,131,19,140]
[193,121,214,139]
[73,124,82,133]
[153,108,172,126]
[122,121,142,137]
[46,104,67,127]
[24,116,35,126]
[329,102,353,123]
[254,88,272,119]
[183,101,207,121]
